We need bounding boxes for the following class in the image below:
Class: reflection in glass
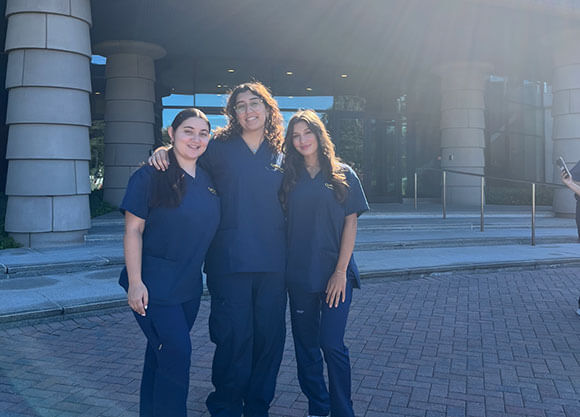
[162,94,194,107]
[195,94,228,107]
[275,96,333,110]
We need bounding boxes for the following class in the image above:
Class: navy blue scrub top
[199,136,286,275]
[118,165,220,305]
[285,164,369,293]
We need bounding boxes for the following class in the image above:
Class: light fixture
[227,69,235,73]
[95,91,101,95]
[285,71,294,76]
[217,84,222,88]
[340,74,348,78]
[305,87,313,92]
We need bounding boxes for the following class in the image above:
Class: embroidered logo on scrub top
[208,187,217,195]
[324,183,334,190]
[270,163,284,173]
[268,153,285,173]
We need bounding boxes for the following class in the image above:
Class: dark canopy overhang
[90,0,577,100]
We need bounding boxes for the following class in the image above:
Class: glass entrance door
[364,118,404,202]
[328,112,404,203]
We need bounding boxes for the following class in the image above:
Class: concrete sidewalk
[1,202,579,323]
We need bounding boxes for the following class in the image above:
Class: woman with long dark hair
[120,108,220,416]
[280,110,369,417]
[149,82,287,417]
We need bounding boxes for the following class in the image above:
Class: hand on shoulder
[148,146,170,171]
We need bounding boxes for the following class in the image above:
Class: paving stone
[1,268,580,415]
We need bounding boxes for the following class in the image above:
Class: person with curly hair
[149,82,286,417]
[279,110,369,417]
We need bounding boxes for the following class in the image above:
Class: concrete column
[94,41,166,206]
[437,62,493,206]
[549,30,580,216]
[3,0,92,247]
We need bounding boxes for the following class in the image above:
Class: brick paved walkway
[1,267,580,417]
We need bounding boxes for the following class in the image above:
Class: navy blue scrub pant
[134,296,201,417]
[289,281,354,417]
[206,272,287,417]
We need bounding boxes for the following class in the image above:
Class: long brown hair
[279,110,348,210]
[150,108,210,208]
[213,81,284,153]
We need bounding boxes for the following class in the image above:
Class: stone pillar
[437,62,493,206]
[3,0,92,247]
[94,41,166,206]
[550,30,580,216]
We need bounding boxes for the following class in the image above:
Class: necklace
[305,164,321,177]
[245,137,264,154]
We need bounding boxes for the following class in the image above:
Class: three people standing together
[120,81,368,417]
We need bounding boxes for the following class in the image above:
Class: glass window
[163,94,333,129]
[281,111,327,129]
[91,55,106,65]
[207,114,228,131]
[163,109,226,133]
[485,77,545,182]
[162,108,183,128]
[275,96,333,110]
[195,94,228,107]
[162,94,194,107]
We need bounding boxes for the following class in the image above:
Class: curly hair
[213,82,284,153]
[279,110,348,210]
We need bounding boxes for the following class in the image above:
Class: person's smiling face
[291,121,319,160]
[234,91,267,134]
[169,117,211,163]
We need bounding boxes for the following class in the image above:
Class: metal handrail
[413,168,569,246]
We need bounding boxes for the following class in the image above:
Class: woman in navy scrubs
[150,82,287,417]
[279,110,369,417]
[120,108,220,417]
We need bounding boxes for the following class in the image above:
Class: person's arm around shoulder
[326,213,357,308]
[124,211,148,316]
[148,146,171,171]
[561,171,580,198]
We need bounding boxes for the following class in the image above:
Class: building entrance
[161,95,406,203]
[328,111,405,203]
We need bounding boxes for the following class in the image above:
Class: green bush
[89,189,117,218]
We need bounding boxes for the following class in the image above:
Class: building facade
[1,0,580,247]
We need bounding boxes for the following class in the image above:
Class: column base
[10,230,88,248]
